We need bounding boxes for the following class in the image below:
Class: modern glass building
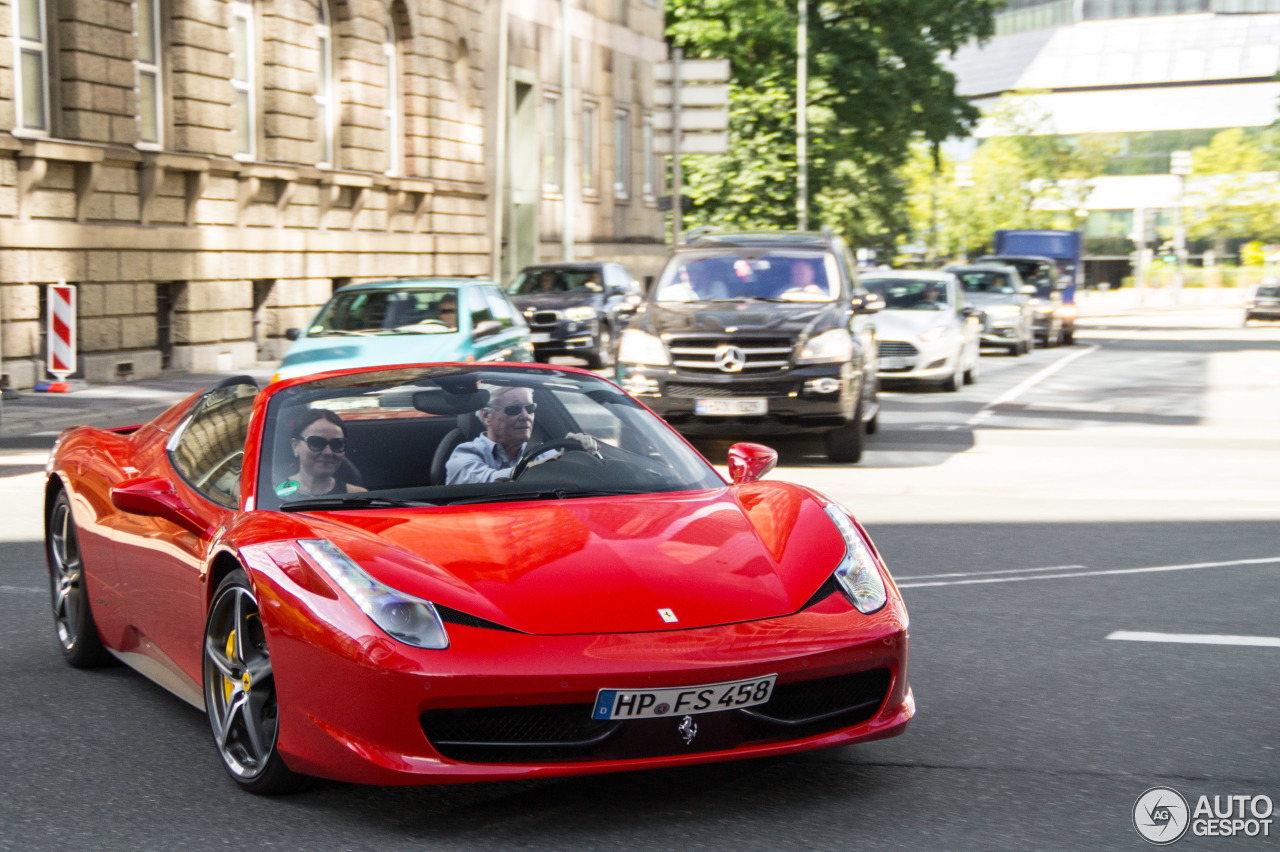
[947,2,1280,283]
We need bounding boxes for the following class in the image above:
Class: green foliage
[897,92,1112,259]
[1185,128,1280,252]
[666,0,999,252]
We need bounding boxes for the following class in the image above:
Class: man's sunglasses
[492,403,537,416]
[301,435,345,453]
[438,306,456,314]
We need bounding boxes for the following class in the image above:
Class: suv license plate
[592,674,777,720]
[695,398,767,416]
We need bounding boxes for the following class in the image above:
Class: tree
[665,0,999,252]
[1185,128,1280,258]
[898,91,1111,260]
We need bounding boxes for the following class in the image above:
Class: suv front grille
[667,336,795,373]
[527,311,560,327]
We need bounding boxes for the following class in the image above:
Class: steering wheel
[511,438,597,480]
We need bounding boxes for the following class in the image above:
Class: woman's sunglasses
[493,403,537,416]
[301,435,345,453]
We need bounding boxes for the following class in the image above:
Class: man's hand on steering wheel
[510,434,603,479]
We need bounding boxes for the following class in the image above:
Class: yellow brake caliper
[223,629,237,704]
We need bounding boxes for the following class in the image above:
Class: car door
[837,241,877,385]
[110,379,257,687]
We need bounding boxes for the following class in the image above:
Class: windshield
[653,250,840,303]
[309,288,460,335]
[1256,285,1280,298]
[956,271,1017,295]
[509,268,604,296]
[256,366,724,510]
[862,278,951,310]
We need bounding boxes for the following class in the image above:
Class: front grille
[665,382,792,398]
[878,341,918,357]
[421,668,893,764]
[746,669,891,726]
[667,335,795,373]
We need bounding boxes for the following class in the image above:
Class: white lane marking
[966,345,1100,426]
[896,555,1280,589]
[0,586,42,594]
[1108,631,1280,649]
[896,564,1085,581]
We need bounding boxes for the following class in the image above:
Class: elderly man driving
[446,384,598,484]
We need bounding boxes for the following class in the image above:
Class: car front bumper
[875,339,960,380]
[527,318,600,355]
[254,559,912,784]
[614,362,860,435]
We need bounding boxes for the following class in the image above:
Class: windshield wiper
[280,495,435,512]
[306,329,376,337]
[447,489,568,506]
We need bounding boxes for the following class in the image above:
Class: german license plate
[530,332,552,344]
[592,674,777,720]
[695,398,767,416]
[881,357,910,370]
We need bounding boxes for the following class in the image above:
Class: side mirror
[852,293,885,314]
[111,476,211,537]
[727,443,778,484]
[472,319,503,338]
[285,328,302,341]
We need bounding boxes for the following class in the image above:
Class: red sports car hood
[315,482,847,635]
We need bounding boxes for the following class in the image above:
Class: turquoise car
[273,278,534,382]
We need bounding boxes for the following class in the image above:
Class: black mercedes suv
[615,229,883,463]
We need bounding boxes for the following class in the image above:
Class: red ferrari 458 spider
[43,363,913,793]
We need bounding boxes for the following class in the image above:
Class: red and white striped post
[46,281,76,382]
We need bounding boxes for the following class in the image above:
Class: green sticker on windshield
[275,479,300,497]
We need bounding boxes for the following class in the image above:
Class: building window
[383,27,402,175]
[14,0,52,133]
[614,107,631,201]
[231,2,255,158]
[542,92,562,194]
[315,2,335,166]
[581,100,598,194]
[642,113,656,201]
[136,0,163,146]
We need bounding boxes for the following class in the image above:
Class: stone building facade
[0,0,667,388]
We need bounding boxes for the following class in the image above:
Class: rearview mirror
[727,443,778,484]
[111,477,211,537]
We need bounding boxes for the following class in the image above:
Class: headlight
[1060,305,1078,319]
[1034,304,1054,314]
[617,328,670,366]
[919,325,947,342]
[562,306,597,322]
[796,328,854,364]
[823,505,887,614]
[298,540,449,649]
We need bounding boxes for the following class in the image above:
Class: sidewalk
[0,364,276,439]
[1076,286,1246,316]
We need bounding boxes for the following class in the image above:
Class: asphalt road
[1,305,1277,851]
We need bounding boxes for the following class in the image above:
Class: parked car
[1244,282,1280,324]
[946,263,1036,356]
[507,262,643,369]
[615,229,883,463]
[44,362,913,792]
[860,270,982,391]
[272,278,533,382]
[977,254,1068,346]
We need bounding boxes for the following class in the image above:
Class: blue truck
[985,229,1081,345]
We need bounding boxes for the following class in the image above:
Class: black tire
[963,352,979,385]
[585,324,614,371]
[826,395,865,463]
[1062,327,1075,345]
[941,359,962,392]
[204,569,308,795]
[1007,341,1021,357]
[46,490,110,668]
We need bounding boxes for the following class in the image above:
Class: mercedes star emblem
[715,345,747,373]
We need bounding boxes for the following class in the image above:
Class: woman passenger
[275,409,367,498]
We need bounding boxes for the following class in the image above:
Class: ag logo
[1134,786,1190,845]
